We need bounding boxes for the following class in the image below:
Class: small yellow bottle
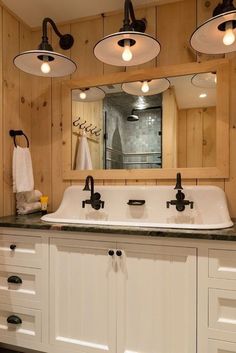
[40,196,48,215]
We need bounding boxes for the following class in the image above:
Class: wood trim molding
[62,59,230,180]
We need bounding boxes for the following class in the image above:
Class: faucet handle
[174,173,183,190]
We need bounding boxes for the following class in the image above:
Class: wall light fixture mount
[190,0,236,54]
[94,0,161,66]
[13,17,77,77]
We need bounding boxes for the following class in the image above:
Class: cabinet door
[116,243,197,353]
[50,238,117,353]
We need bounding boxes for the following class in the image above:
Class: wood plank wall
[0,5,32,216]
[1,0,236,218]
[29,0,236,216]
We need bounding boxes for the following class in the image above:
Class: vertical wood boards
[31,31,52,210]
[3,10,20,216]
[0,7,2,216]
[178,107,216,168]
[19,24,32,141]
[156,0,196,66]
[51,24,71,211]
[71,18,103,80]
[9,2,234,215]
[162,87,178,168]
[225,58,236,216]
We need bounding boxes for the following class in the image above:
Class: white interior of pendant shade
[94,31,160,66]
[72,87,105,102]
[190,10,236,54]
[122,78,170,96]
[191,73,216,88]
[14,50,77,77]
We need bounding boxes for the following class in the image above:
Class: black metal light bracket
[213,0,236,31]
[118,0,147,47]
[38,17,74,61]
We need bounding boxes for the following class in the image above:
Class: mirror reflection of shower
[104,91,162,170]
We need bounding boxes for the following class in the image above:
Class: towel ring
[9,130,29,148]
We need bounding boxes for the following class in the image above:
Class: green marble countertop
[0,213,235,241]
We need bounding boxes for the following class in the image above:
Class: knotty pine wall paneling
[31,31,52,210]
[28,2,236,217]
[3,9,20,216]
[51,25,71,211]
[71,18,103,80]
[0,8,32,216]
[0,7,2,216]
[196,0,225,192]
[157,0,196,66]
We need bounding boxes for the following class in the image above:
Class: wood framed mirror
[62,59,229,180]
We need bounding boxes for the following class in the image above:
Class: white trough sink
[41,185,233,230]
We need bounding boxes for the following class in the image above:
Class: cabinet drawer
[208,339,236,352]
[0,235,42,267]
[209,249,236,280]
[209,288,236,333]
[0,265,41,308]
[0,303,41,344]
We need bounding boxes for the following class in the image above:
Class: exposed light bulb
[214,75,217,84]
[80,91,87,100]
[141,81,150,93]
[199,93,207,98]
[122,39,133,62]
[41,61,51,74]
[223,21,235,46]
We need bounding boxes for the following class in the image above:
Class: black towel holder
[9,130,29,148]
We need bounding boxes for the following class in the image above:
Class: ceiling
[2,0,177,28]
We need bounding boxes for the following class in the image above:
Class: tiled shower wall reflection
[104,100,162,169]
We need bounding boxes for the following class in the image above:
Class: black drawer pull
[7,275,22,284]
[116,250,122,257]
[7,315,22,325]
[127,200,145,206]
[10,244,16,251]
[108,250,114,256]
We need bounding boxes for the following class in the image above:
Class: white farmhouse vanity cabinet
[50,238,196,353]
[0,226,235,353]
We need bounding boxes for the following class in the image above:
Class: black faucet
[174,172,183,190]
[166,173,194,212]
[82,175,104,210]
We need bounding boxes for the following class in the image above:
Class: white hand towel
[75,134,93,170]
[17,201,41,215]
[13,146,34,193]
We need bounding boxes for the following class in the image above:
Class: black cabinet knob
[116,250,122,257]
[7,315,22,325]
[10,244,16,251]
[7,275,22,284]
[108,250,114,256]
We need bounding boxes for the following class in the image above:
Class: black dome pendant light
[190,0,236,54]
[14,18,77,77]
[94,0,161,66]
